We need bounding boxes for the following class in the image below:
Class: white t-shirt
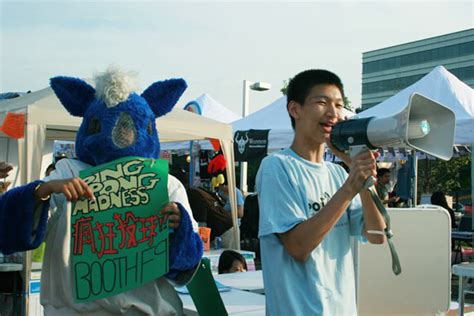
[40,158,197,315]
[257,149,365,316]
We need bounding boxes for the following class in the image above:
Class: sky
[1,0,473,116]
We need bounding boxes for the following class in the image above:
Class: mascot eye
[147,121,153,136]
[87,117,101,135]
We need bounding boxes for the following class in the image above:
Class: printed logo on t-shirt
[308,192,331,216]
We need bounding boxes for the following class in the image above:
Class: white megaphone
[330,93,456,185]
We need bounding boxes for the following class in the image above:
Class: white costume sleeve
[168,174,198,232]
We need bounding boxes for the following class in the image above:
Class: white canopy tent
[357,66,473,145]
[0,85,240,248]
[357,65,473,209]
[232,95,355,151]
[185,93,241,123]
[161,93,240,151]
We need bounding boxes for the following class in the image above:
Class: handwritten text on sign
[71,157,169,302]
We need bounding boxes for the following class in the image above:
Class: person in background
[208,151,245,222]
[375,168,400,207]
[0,161,13,178]
[218,250,247,274]
[217,176,245,222]
[217,174,245,249]
[431,191,457,229]
[256,69,386,315]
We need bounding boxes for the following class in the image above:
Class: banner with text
[71,157,169,302]
[234,129,269,161]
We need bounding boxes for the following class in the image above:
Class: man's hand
[35,178,95,202]
[344,150,379,195]
[0,162,13,178]
[326,141,351,166]
[159,202,182,229]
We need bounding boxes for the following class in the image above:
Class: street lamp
[240,80,271,193]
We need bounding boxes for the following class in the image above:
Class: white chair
[452,263,474,316]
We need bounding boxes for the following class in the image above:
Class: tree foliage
[280,79,289,96]
[417,154,472,196]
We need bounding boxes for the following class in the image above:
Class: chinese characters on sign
[71,157,169,302]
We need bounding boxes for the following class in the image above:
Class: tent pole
[189,141,194,187]
[6,137,9,162]
[413,153,418,206]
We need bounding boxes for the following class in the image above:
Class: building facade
[361,29,474,110]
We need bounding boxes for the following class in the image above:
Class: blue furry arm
[0,180,49,254]
[166,203,203,284]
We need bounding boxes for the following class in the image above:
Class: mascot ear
[50,76,96,117]
[141,78,187,118]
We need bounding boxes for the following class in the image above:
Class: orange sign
[1,112,25,139]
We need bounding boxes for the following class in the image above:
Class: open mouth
[320,123,334,134]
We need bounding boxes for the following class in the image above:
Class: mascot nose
[112,113,137,149]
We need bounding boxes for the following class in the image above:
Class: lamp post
[240,80,271,193]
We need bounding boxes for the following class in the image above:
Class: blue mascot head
[50,67,187,166]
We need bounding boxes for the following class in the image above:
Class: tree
[417,154,472,196]
[280,79,289,95]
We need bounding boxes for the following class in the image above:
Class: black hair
[431,191,457,228]
[286,69,345,129]
[45,163,56,177]
[218,250,247,274]
[431,191,451,210]
[377,168,390,178]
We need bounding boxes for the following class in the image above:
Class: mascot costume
[0,67,203,315]
[207,150,227,189]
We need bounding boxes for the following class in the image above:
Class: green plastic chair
[186,258,228,316]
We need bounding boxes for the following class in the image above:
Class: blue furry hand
[159,202,181,229]
[36,178,95,202]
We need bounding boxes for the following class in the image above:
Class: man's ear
[141,78,187,118]
[287,100,300,121]
[50,77,96,117]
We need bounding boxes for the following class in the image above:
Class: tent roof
[0,86,233,143]
[232,96,355,150]
[358,66,474,144]
[160,93,240,150]
[185,93,241,123]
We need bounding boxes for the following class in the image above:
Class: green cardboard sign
[70,157,169,302]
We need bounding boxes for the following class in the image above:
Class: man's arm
[375,184,400,206]
[237,204,244,218]
[278,183,358,262]
[359,190,387,244]
[278,149,384,263]
[236,189,245,218]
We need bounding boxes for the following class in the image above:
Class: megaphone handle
[349,145,376,188]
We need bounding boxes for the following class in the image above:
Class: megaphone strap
[367,187,402,276]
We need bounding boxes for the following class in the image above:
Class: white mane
[94,66,139,108]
